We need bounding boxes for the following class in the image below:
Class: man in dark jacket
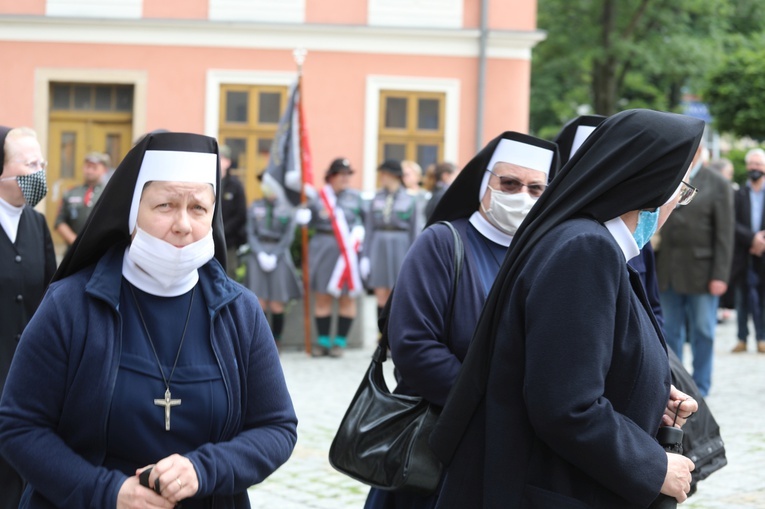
[656,142,734,396]
[730,148,765,353]
[219,145,247,278]
[0,126,56,509]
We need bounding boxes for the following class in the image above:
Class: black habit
[429,110,705,508]
[0,126,57,509]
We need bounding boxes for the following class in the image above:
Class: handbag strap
[376,220,464,362]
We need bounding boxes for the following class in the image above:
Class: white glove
[351,225,365,244]
[295,207,312,225]
[257,252,278,272]
[359,257,371,280]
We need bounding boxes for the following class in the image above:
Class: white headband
[479,139,554,200]
[570,125,597,158]
[128,150,217,232]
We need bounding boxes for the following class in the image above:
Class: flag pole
[293,48,312,356]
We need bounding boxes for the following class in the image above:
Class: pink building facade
[0,0,543,241]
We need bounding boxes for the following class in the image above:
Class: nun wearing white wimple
[364,132,559,509]
[0,132,297,509]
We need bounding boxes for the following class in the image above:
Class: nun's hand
[662,385,698,428]
[661,453,694,503]
[150,454,200,504]
[117,475,175,509]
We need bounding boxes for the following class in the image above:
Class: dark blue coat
[389,219,487,406]
[436,218,671,508]
[0,245,297,508]
[366,219,494,509]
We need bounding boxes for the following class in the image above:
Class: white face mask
[481,187,537,236]
[128,227,215,289]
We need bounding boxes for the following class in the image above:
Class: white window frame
[46,0,142,18]
[208,0,305,23]
[368,0,463,29]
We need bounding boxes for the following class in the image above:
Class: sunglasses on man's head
[486,169,547,197]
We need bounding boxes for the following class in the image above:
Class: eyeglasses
[677,180,698,206]
[485,169,547,197]
[15,159,48,172]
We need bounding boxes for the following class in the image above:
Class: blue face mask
[632,208,660,249]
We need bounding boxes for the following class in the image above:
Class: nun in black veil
[555,115,728,497]
[364,132,559,509]
[0,132,297,508]
[429,110,703,508]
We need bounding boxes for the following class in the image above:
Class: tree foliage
[704,37,765,140]
[530,0,765,139]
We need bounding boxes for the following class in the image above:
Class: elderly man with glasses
[656,140,734,397]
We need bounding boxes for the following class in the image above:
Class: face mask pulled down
[128,227,215,289]
[632,208,660,249]
[481,186,537,236]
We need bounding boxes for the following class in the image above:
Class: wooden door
[47,119,132,237]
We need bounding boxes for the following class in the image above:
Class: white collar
[604,217,640,262]
[122,247,199,297]
[0,196,24,243]
[469,211,513,247]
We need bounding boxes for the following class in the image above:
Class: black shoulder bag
[328,221,464,493]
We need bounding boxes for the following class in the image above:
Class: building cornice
[0,15,546,59]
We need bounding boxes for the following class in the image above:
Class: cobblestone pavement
[248,300,765,508]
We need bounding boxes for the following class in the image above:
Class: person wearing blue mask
[430,110,703,509]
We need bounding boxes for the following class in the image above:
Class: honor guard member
[245,177,306,348]
[55,151,110,246]
[359,160,420,321]
[308,157,366,357]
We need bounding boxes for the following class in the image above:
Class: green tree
[704,42,765,140]
[530,0,743,137]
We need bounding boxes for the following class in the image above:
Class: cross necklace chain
[129,285,196,431]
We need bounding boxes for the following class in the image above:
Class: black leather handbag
[328,222,464,493]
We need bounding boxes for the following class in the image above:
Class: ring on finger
[176,477,183,489]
